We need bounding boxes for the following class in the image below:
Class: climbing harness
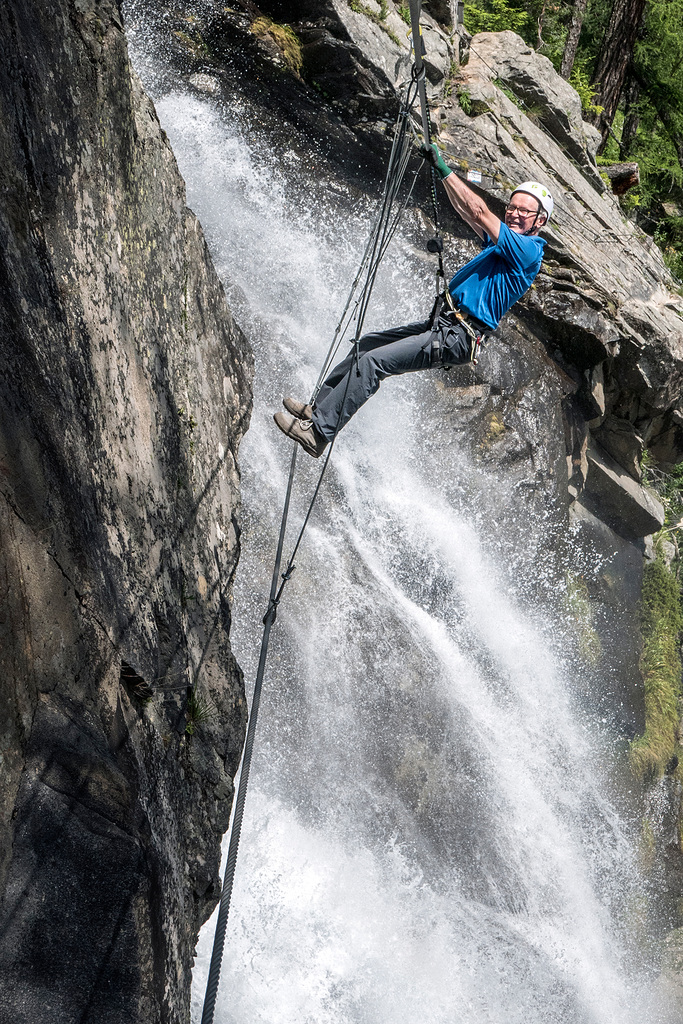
[452,308,486,364]
[200,5,456,1022]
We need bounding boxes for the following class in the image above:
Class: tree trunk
[620,75,640,159]
[560,0,588,80]
[590,0,647,147]
[536,0,547,51]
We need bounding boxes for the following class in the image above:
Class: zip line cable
[199,8,435,1022]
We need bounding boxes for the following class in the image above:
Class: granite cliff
[4,0,683,1019]
[0,1,251,1021]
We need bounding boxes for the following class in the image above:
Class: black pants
[312,313,474,441]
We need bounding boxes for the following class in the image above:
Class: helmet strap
[522,212,540,236]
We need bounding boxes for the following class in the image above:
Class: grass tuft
[629,556,683,782]
[185,689,218,737]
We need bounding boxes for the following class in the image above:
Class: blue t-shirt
[448,222,546,330]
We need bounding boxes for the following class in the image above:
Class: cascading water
[125,20,677,1022]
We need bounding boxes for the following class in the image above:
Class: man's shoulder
[495,222,545,269]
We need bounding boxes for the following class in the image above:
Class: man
[274,145,553,457]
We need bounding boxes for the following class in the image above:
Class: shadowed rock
[582,442,665,538]
[0,1,252,1021]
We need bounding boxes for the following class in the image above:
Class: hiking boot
[283,396,313,420]
[273,411,328,458]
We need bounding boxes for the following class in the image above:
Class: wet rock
[592,416,644,480]
[584,362,606,422]
[0,1,251,1021]
[648,408,683,470]
[189,72,221,94]
[582,442,665,539]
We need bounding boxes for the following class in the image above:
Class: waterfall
[124,24,677,1021]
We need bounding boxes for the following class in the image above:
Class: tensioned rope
[199,6,439,1022]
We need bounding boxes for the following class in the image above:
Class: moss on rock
[250,17,303,76]
[629,556,683,782]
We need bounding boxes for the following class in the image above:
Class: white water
[124,28,677,1021]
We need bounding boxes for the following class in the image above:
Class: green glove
[421,142,452,180]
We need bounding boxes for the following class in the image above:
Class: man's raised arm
[423,144,501,243]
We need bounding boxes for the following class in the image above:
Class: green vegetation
[443,58,459,98]
[173,29,209,58]
[623,454,683,784]
[463,0,683,280]
[458,89,473,115]
[494,78,522,107]
[640,453,683,538]
[464,0,529,35]
[568,58,603,118]
[479,410,506,451]
[250,17,303,75]
[397,4,411,24]
[629,555,682,782]
[185,689,218,736]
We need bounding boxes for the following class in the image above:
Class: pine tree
[560,0,587,79]
[590,0,646,147]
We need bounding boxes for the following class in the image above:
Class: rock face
[4,0,683,1017]
[124,2,683,995]
[267,0,451,112]
[160,0,683,539]
[429,28,683,541]
[0,2,252,1022]
[463,31,603,178]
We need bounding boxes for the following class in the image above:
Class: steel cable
[199,13,435,1023]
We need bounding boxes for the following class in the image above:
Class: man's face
[504,194,545,234]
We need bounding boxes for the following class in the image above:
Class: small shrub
[661,247,683,282]
[458,89,473,115]
[569,59,604,118]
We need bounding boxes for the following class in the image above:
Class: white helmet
[511,181,554,220]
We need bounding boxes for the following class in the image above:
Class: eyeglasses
[505,204,540,218]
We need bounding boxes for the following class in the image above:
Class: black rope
[199,447,298,1024]
[199,24,436,1024]
[313,82,422,394]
